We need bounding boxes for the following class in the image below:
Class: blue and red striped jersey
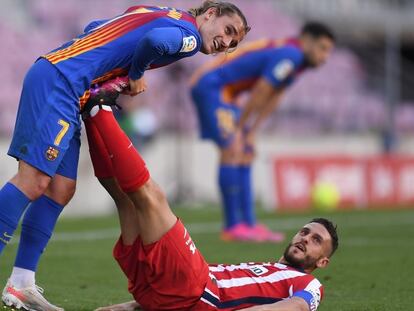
[191,38,307,103]
[41,5,201,107]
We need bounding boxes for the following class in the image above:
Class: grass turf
[1,207,413,311]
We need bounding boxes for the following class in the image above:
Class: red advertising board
[274,155,414,209]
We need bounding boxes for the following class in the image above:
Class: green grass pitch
[1,207,414,311]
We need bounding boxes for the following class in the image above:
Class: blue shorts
[8,59,81,179]
[191,74,241,148]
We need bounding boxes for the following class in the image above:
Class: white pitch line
[8,213,414,245]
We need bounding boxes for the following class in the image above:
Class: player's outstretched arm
[94,300,141,311]
[237,297,309,311]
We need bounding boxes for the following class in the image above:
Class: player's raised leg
[85,106,176,244]
[85,105,209,311]
[84,117,139,245]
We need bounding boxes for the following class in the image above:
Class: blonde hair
[189,1,251,34]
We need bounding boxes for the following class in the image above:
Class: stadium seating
[1,0,413,136]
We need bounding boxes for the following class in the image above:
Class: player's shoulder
[270,44,304,65]
[161,10,201,55]
[290,270,322,291]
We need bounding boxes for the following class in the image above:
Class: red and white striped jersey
[196,262,323,311]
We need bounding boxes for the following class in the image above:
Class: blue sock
[0,183,31,254]
[218,165,241,229]
[14,195,64,271]
[239,165,256,226]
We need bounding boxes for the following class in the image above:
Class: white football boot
[2,279,64,311]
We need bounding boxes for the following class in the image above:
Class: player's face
[305,36,334,68]
[282,223,332,271]
[198,9,245,54]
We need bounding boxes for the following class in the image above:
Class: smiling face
[282,222,333,272]
[197,8,246,54]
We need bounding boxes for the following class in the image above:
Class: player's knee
[62,182,76,203]
[98,177,129,205]
[11,173,50,200]
[10,161,53,200]
[33,178,51,198]
[220,148,241,165]
[242,154,255,165]
[45,178,76,206]
[131,179,168,211]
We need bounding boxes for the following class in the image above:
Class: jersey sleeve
[129,26,200,80]
[262,47,304,89]
[289,275,323,311]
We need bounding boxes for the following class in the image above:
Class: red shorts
[113,219,210,311]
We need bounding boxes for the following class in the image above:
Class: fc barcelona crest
[46,147,59,161]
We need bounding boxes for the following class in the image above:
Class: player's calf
[127,179,166,212]
[129,179,176,245]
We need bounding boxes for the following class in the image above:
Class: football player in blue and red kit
[0,2,249,309]
[189,22,335,243]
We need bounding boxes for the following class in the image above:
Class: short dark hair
[189,1,251,34]
[310,218,338,256]
[301,21,335,42]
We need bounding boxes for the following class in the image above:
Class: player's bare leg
[44,174,77,206]
[85,105,181,310]
[86,105,192,311]
[84,112,142,245]
[10,161,52,200]
[84,105,177,245]
[126,179,176,245]
[98,177,140,245]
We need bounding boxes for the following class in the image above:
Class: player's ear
[316,256,329,269]
[205,7,218,20]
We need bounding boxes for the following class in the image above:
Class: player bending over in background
[80,99,338,311]
[190,22,335,243]
[0,2,249,310]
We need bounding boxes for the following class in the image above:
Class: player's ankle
[9,267,35,289]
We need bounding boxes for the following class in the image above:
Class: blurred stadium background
[1,1,414,310]
[0,0,414,213]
